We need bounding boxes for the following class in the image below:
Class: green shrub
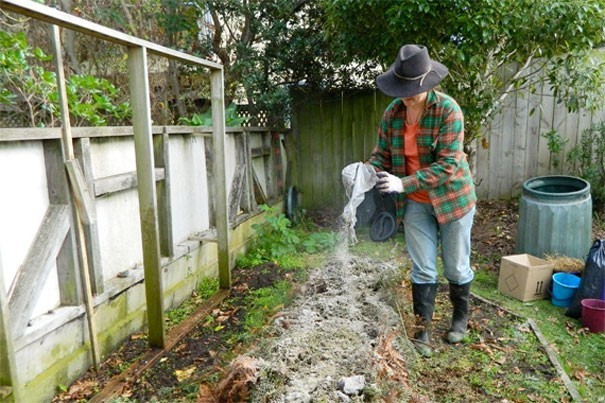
[178,103,246,127]
[0,31,131,127]
[567,120,605,209]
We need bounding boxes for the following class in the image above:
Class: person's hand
[376,171,403,193]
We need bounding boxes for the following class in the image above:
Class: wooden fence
[290,87,605,210]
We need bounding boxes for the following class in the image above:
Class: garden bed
[53,200,605,402]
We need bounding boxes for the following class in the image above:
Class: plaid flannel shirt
[368,90,476,224]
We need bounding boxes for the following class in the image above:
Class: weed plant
[237,204,337,268]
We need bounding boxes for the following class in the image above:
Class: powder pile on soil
[244,240,417,401]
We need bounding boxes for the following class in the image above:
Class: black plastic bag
[566,239,605,319]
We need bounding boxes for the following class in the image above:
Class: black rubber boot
[447,282,472,344]
[411,283,438,357]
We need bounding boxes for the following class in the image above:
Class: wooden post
[210,69,231,289]
[154,128,174,257]
[0,251,21,402]
[128,45,166,347]
[51,24,101,369]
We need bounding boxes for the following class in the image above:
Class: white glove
[376,171,404,194]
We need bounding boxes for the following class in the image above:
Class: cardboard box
[498,254,554,301]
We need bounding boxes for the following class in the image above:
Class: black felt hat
[376,44,448,98]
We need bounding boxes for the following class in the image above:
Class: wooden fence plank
[8,204,69,338]
[241,130,255,213]
[228,164,246,221]
[332,96,345,206]
[73,138,104,294]
[262,130,275,201]
[525,65,542,180]
[94,169,165,197]
[65,159,96,225]
[154,129,174,257]
[299,98,316,206]
[486,107,503,199]
[512,92,528,196]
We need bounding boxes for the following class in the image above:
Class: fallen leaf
[573,369,587,381]
[120,386,133,398]
[197,384,216,402]
[493,355,507,365]
[174,342,187,353]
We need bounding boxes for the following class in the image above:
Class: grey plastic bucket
[515,176,592,259]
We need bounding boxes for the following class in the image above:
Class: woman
[367,44,476,357]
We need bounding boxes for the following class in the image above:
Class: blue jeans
[404,199,475,285]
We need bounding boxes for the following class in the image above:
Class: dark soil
[52,200,604,402]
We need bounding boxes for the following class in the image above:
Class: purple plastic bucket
[581,299,605,333]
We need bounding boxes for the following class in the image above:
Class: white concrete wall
[0,127,286,402]
[169,135,210,244]
[0,141,60,317]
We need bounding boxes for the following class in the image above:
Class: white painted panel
[32,270,60,317]
[169,135,210,243]
[0,142,49,290]
[95,189,143,279]
[0,142,61,317]
[90,136,136,179]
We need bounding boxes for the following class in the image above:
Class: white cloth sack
[341,162,377,243]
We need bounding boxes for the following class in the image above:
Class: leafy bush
[178,103,246,127]
[0,31,130,127]
[567,120,605,209]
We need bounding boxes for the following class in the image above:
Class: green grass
[473,267,605,401]
[165,277,219,328]
[243,280,293,332]
[343,230,604,401]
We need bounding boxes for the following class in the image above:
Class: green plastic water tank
[515,175,592,259]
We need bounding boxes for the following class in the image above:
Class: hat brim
[376,61,448,98]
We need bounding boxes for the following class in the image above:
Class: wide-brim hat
[376,44,448,98]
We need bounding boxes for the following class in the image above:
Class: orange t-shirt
[404,123,431,203]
